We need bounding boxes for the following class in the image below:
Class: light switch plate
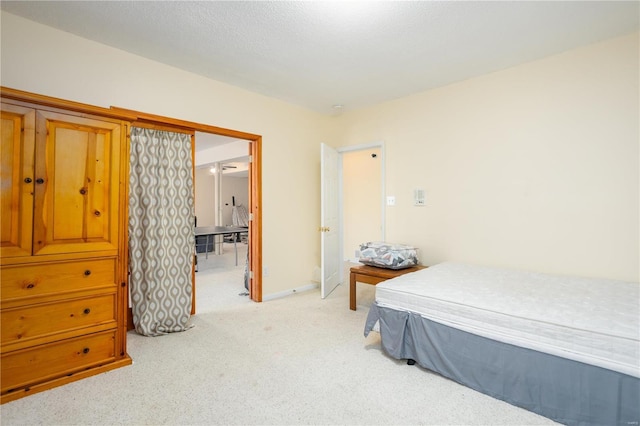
[386,196,396,206]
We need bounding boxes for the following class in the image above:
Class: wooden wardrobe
[1,88,133,403]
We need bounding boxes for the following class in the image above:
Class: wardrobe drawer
[1,330,116,395]
[1,259,116,302]
[1,294,116,349]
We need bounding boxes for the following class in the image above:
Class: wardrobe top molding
[1,86,136,121]
[0,87,260,140]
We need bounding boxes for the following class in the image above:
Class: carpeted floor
[195,242,252,313]
[1,247,557,425]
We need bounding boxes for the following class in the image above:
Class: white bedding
[374,262,640,378]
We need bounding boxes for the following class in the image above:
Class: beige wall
[342,148,382,261]
[194,168,215,227]
[221,176,249,226]
[2,12,637,287]
[1,12,340,297]
[337,32,639,282]
[194,169,248,228]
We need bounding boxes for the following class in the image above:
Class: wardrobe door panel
[33,111,121,256]
[0,104,35,259]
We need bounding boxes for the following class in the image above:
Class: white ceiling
[1,1,638,115]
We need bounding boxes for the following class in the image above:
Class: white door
[321,143,341,298]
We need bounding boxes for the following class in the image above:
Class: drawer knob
[83,308,91,315]
[26,283,35,289]
[24,177,33,184]
[82,348,90,354]
[84,270,91,276]
[79,188,87,195]
[94,210,101,217]
[36,178,45,184]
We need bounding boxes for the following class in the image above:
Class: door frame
[320,141,385,291]
[113,107,263,310]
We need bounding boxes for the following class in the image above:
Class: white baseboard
[262,282,319,302]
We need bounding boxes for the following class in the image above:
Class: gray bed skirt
[364,303,640,426]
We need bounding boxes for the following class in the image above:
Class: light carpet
[1,257,557,425]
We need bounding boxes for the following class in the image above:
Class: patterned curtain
[128,127,194,336]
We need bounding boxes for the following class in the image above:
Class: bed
[364,262,640,426]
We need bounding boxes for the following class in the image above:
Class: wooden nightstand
[350,264,426,310]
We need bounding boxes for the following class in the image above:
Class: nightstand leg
[350,272,356,310]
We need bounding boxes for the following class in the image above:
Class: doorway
[194,133,251,312]
[104,107,262,331]
[320,141,385,297]
[121,109,263,303]
[341,146,384,263]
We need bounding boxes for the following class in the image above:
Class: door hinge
[248,155,253,163]
[249,213,253,221]
[249,271,253,279]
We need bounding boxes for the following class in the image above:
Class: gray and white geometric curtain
[128,127,194,336]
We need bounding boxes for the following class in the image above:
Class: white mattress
[374,262,640,378]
